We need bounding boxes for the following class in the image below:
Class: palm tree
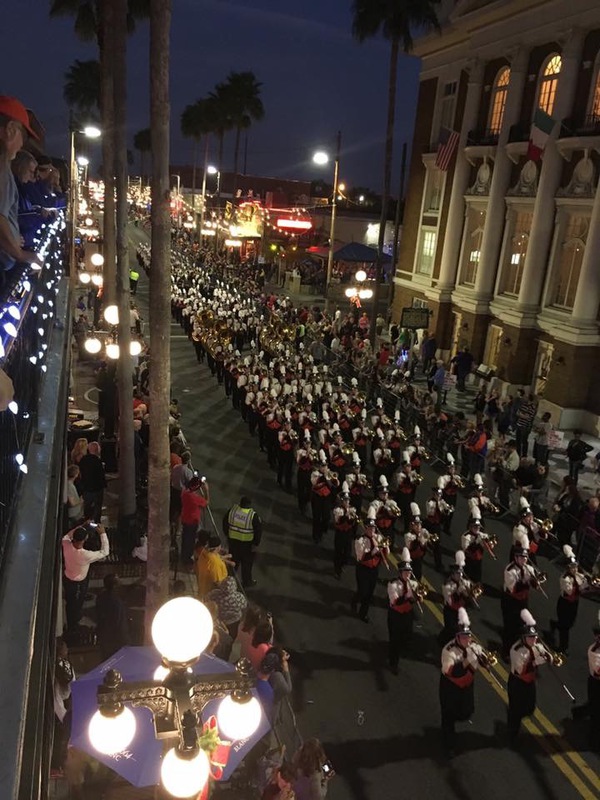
[133,126,151,182]
[351,0,441,342]
[221,71,264,196]
[146,0,172,632]
[63,59,101,115]
[181,99,212,211]
[206,87,235,194]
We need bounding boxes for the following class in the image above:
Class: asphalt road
[129,227,600,800]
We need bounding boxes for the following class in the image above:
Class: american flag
[435,127,460,171]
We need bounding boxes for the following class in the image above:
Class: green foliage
[133,127,152,153]
[351,0,441,52]
[64,59,101,112]
[181,99,213,141]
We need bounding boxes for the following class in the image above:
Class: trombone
[531,566,549,599]
[537,639,565,667]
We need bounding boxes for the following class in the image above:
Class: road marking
[421,582,599,799]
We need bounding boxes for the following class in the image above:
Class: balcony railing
[466,128,500,147]
[507,122,530,143]
[560,114,600,138]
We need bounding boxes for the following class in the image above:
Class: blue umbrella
[70,645,270,787]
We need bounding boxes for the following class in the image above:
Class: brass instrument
[537,640,565,667]
[426,531,439,545]
[470,582,484,600]
[531,567,549,599]
[439,498,454,516]
[452,475,466,490]
[418,447,431,461]
[476,647,498,670]
[414,472,424,484]
[322,467,339,484]
[341,443,355,456]
[534,517,554,535]
[483,497,501,514]
[386,500,401,517]
[288,430,299,442]
[576,567,600,588]
[414,581,429,602]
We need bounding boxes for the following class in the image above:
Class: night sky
[1,0,421,192]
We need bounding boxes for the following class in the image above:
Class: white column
[437,60,485,294]
[517,31,584,311]
[571,184,600,323]
[474,49,528,300]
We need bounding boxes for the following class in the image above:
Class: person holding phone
[62,522,110,633]
[292,739,333,800]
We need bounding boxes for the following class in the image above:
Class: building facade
[392,0,600,431]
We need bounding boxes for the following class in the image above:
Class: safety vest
[227,505,255,542]
[129,269,140,281]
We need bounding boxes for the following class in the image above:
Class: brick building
[392,0,600,431]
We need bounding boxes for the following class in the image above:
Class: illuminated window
[488,67,510,134]
[537,54,562,116]
[460,206,486,285]
[551,214,588,309]
[501,210,533,296]
[424,169,444,213]
[416,229,437,275]
[438,81,458,139]
[589,57,600,119]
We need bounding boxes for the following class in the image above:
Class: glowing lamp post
[87,597,261,798]
[312,131,341,295]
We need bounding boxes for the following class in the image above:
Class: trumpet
[416,447,431,461]
[426,531,440,545]
[415,581,429,602]
[322,467,339,483]
[439,498,454,516]
[470,582,484,600]
[537,640,565,667]
[483,497,501,514]
[576,567,600,588]
[476,647,498,670]
[534,517,554,535]
[341,443,355,456]
[288,430,299,442]
[386,500,402,517]
[452,475,466,489]
[414,472,424,484]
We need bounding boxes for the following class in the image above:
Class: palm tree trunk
[232,125,241,199]
[140,151,145,187]
[191,138,198,212]
[146,0,172,637]
[99,1,116,307]
[370,36,399,345]
[113,0,136,525]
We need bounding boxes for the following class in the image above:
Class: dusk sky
[2,0,422,192]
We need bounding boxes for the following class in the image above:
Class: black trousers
[297,469,312,512]
[388,608,414,668]
[311,493,332,542]
[352,563,379,619]
[228,538,254,586]
[64,575,89,631]
[333,527,353,576]
[501,593,527,654]
[555,596,578,651]
[464,557,482,585]
[277,449,294,490]
[507,673,536,742]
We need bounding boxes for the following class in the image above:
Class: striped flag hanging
[527,108,556,162]
[435,127,460,171]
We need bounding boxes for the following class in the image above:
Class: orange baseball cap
[0,96,39,140]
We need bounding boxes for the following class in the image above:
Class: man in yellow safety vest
[223,495,262,588]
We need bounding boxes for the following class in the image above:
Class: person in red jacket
[180,475,209,564]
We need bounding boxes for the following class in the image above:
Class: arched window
[589,54,600,120]
[537,54,562,116]
[488,66,511,134]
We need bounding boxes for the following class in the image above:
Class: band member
[501,547,538,657]
[510,500,543,564]
[332,483,358,579]
[310,450,339,544]
[392,451,420,530]
[351,518,390,623]
[549,545,590,654]
[328,428,348,483]
[368,476,401,548]
[296,430,314,514]
[437,454,461,536]
[460,507,494,585]
[346,452,369,515]
[507,610,551,746]
[426,486,451,572]
[352,410,370,466]
[439,608,485,755]
[404,504,434,580]
[387,548,420,674]
[407,425,426,473]
[265,407,282,469]
[469,473,499,519]
[440,551,474,643]
[387,411,405,466]
[588,613,600,752]
[373,431,394,488]
[277,417,296,491]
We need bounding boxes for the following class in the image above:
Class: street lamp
[171,174,182,228]
[312,131,341,297]
[87,597,261,798]
[199,165,218,244]
[70,124,102,281]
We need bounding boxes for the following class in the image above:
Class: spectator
[566,429,593,485]
[62,523,110,633]
[193,530,231,597]
[261,762,296,800]
[52,637,75,774]
[473,388,487,426]
[485,389,500,428]
[78,441,106,522]
[70,437,88,467]
[12,149,48,247]
[259,646,293,725]
[235,604,267,661]
[204,600,233,661]
[375,313,386,336]
[247,616,275,672]
[293,739,331,800]
[180,476,209,565]
[0,96,43,280]
[451,346,474,392]
[420,332,437,374]
[205,575,247,639]
[495,439,520,510]
[552,477,583,547]
[533,411,552,466]
[578,497,600,551]
[515,393,537,458]
[66,465,84,526]
[95,574,130,660]
[497,396,513,436]
[170,451,194,527]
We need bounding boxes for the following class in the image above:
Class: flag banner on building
[435,127,460,171]
[527,109,556,161]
